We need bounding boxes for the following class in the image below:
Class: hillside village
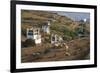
[21,10,90,63]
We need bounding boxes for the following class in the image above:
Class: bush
[23,39,36,47]
[44,36,51,43]
[63,35,72,41]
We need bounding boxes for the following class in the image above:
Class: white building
[83,18,87,22]
[51,34,57,44]
[27,27,41,44]
[42,21,50,34]
[51,34,63,44]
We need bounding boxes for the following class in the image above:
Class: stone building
[51,34,63,44]
[26,27,41,44]
[42,21,50,34]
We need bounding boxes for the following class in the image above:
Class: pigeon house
[51,34,63,44]
[27,27,41,44]
[51,34,57,44]
[42,21,50,34]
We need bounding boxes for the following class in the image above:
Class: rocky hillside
[21,10,90,62]
[21,10,90,40]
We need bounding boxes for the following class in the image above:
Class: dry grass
[21,37,90,63]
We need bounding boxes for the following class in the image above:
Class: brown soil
[21,37,90,63]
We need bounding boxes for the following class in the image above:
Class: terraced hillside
[21,10,90,63]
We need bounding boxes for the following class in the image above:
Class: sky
[56,11,90,21]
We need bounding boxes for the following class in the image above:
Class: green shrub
[63,35,72,41]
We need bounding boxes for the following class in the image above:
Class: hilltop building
[83,18,87,22]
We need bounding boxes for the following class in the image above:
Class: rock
[65,52,71,56]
